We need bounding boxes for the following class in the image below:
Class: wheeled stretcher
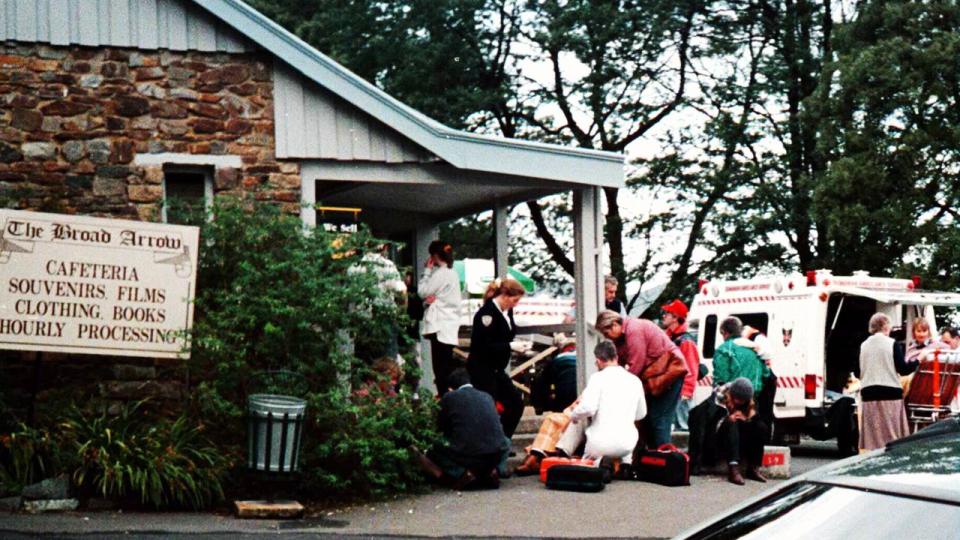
[905,349,960,431]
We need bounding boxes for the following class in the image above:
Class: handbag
[633,443,690,486]
[639,351,687,397]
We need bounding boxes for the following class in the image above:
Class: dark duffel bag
[545,464,606,492]
[633,444,690,486]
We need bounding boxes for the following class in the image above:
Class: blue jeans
[643,377,683,448]
[674,396,691,431]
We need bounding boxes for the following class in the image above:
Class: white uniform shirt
[418,265,462,346]
[570,365,646,462]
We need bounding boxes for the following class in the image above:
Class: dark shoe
[484,468,501,489]
[727,464,745,486]
[410,447,443,481]
[514,454,542,477]
[745,466,767,483]
[452,470,477,491]
[599,457,619,483]
[615,463,636,481]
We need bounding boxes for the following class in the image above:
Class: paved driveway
[0,440,838,539]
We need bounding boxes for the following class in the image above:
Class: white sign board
[0,209,199,359]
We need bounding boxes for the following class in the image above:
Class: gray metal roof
[192,0,624,188]
[0,0,252,53]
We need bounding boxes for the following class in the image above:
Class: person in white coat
[418,240,463,396]
[558,340,646,467]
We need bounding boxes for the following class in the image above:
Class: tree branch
[526,200,575,276]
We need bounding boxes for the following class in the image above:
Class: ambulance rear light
[911,275,921,289]
[805,374,817,399]
[698,278,708,293]
[806,270,817,286]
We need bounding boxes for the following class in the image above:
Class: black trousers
[471,369,523,439]
[427,334,458,397]
[718,416,769,468]
[494,370,524,439]
[757,372,777,435]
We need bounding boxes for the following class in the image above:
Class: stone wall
[0,42,301,420]
[0,42,301,218]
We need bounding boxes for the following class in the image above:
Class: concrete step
[516,414,546,435]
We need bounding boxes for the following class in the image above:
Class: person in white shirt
[418,241,463,396]
[558,340,646,467]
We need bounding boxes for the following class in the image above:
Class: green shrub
[62,401,229,509]
[189,200,437,500]
[303,386,440,498]
[0,424,68,497]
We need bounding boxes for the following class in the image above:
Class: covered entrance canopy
[198,0,626,390]
[296,146,623,392]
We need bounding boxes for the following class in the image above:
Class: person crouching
[413,368,510,490]
[718,377,769,485]
[515,340,646,477]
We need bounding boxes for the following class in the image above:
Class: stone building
[0,0,623,413]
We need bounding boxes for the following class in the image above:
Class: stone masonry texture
[0,43,301,218]
[0,43,302,414]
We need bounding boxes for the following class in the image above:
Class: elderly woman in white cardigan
[859,313,915,450]
[418,240,462,396]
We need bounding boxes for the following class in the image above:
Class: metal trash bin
[246,394,307,473]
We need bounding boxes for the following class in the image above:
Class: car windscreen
[685,481,960,540]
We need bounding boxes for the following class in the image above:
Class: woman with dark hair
[467,278,529,438]
[418,240,462,397]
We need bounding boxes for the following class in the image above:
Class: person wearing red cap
[661,299,700,431]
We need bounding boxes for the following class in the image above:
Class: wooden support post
[494,201,509,279]
[573,187,603,393]
[299,175,316,229]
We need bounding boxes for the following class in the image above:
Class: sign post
[0,209,199,359]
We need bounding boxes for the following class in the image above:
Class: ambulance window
[703,315,718,358]
[688,319,700,344]
[733,312,770,335]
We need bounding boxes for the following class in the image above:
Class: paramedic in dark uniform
[467,277,529,439]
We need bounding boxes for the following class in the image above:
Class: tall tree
[247,0,527,131]
[522,0,702,303]
[634,0,778,306]
[814,1,960,278]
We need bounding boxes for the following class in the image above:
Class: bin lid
[248,393,307,415]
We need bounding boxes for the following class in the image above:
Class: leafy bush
[0,424,68,497]
[62,401,229,509]
[189,200,438,499]
[305,386,440,498]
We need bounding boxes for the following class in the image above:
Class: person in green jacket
[714,316,771,392]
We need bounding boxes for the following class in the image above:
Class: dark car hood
[813,422,960,503]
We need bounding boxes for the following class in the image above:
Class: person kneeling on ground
[718,377,769,485]
[515,340,646,478]
[413,368,510,490]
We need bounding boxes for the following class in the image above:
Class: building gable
[273,63,432,163]
[0,0,252,53]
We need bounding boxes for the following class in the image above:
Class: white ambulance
[688,269,960,455]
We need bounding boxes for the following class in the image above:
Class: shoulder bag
[639,351,687,397]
